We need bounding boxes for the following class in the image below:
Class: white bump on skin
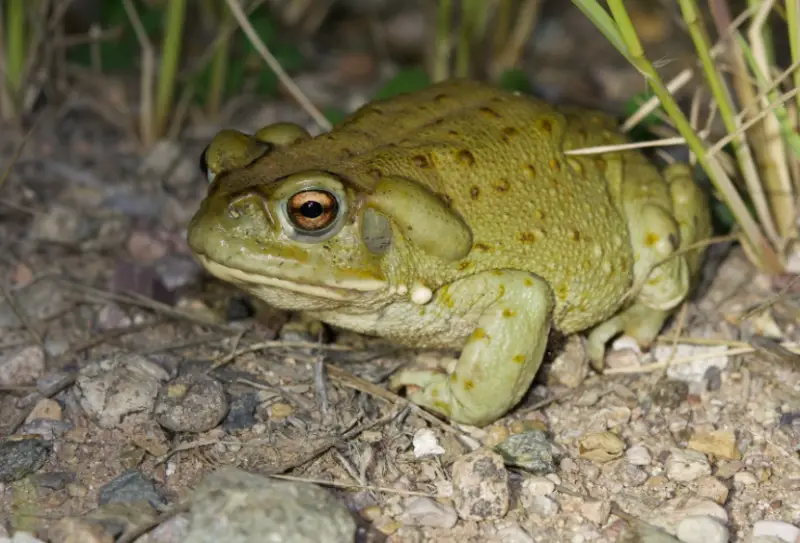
[397,284,409,295]
[410,284,433,305]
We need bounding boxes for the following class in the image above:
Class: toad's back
[326,81,636,332]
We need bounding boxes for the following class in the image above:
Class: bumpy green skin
[187,79,712,427]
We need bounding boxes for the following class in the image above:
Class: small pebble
[25,399,62,423]
[155,374,228,433]
[223,392,259,432]
[451,449,509,520]
[693,476,729,505]
[687,430,741,460]
[665,448,712,482]
[75,353,170,429]
[673,498,729,525]
[186,467,356,543]
[47,516,129,543]
[626,444,652,466]
[0,347,46,387]
[2,532,46,543]
[495,522,534,543]
[98,469,165,507]
[397,497,457,528]
[578,431,625,463]
[616,462,649,487]
[0,436,51,483]
[580,500,611,525]
[676,515,729,543]
[412,428,445,458]
[494,429,556,473]
[523,476,556,496]
[752,520,800,542]
[528,495,559,517]
[732,471,758,486]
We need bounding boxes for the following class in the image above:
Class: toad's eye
[286,190,339,233]
[199,145,211,182]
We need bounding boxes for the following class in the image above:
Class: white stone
[626,444,652,466]
[752,520,800,542]
[665,448,712,482]
[676,515,729,543]
[523,476,555,497]
[397,497,457,529]
[732,471,757,486]
[529,495,559,517]
[412,428,445,458]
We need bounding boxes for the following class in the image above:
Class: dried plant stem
[122,0,155,146]
[680,0,781,249]
[787,0,800,119]
[154,0,186,138]
[224,0,331,131]
[432,0,453,82]
[2,0,25,118]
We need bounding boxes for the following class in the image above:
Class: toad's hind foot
[587,303,670,370]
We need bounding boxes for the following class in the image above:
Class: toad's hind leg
[588,163,712,368]
[390,271,554,428]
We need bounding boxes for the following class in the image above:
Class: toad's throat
[194,254,387,302]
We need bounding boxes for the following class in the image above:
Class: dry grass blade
[223,0,331,131]
[122,0,155,147]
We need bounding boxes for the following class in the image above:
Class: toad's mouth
[194,254,387,302]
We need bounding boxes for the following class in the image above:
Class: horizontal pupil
[300,201,324,218]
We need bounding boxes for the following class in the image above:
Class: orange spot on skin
[512,354,525,364]
[493,178,510,192]
[549,159,561,172]
[491,270,504,276]
[456,149,476,166]
[432,401,451,415]
[524,164,536,178]
[473,243,492,252]
[524,278,534,287]
[519,232,537,243]
[471,328,487,340]
[502,308,516,318]
[463,379,476,391]
[457,261,473,271]
[594,157,607,171]
[569,229,581,241]
[539,119,553,134]
[645,232,660,247]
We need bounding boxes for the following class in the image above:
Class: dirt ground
[1,2,799,543]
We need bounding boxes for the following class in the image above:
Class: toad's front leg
[390,271,554,427]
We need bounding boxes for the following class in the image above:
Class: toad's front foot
[390,270,554,427]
